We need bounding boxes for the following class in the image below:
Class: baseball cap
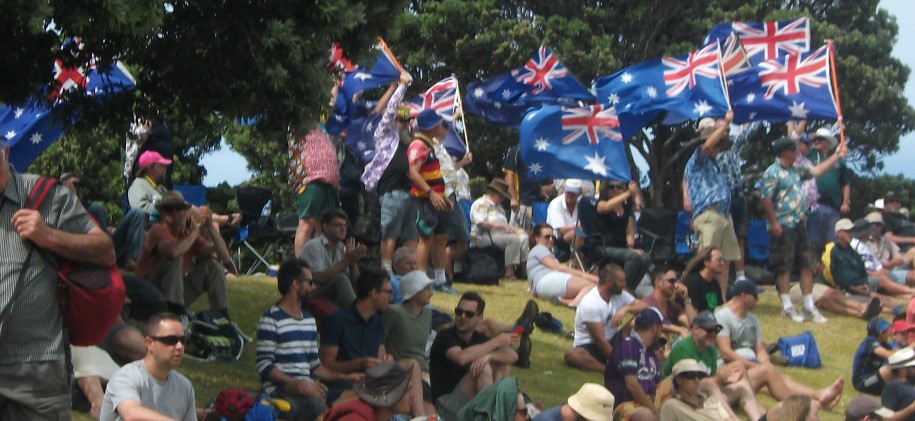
[693,311,722,331]
[400,270,433,301]
[845,395,894,419]
[634,307,664,329]
[671,359,710,377]
[772,137,797,155]
[886,192,902,203]
[138,150,172,169]
[565,179,582,194]
[730,280,765,297]
[834,218,854,233]
[867,317,891,336]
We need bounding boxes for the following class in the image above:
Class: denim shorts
[379,190,419,241]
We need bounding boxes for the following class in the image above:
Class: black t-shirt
[503,145,551,205]
[678,272,723,313]
[883,211,915,238]
[429,327,489,400]
[376,140,412,196]
[882,380,915,415]
[593,203,633,248]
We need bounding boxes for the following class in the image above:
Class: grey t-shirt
[526,244,553,287]
[714,306,762,353]
[99,360,197,421]
[127,177,166,215]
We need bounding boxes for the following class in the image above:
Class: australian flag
[511,45,595,103]
[728,45,838,124]
[705,17,810,63]
[462,72,532,127]
[593,42,730,140]
[520,104,630,181]
[1,60,135,170]
[341,39,403,102]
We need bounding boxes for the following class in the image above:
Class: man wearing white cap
[546,179,584,261]
[127,150,171,217]
[828,219,915,298]
[684,111,743,296]
[881,347,915,418]
[808,127,852,255]
[660,359,731,421]
[533,383,614,421]
[383,270,435,413]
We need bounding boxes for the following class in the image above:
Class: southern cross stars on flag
[705,17,810,63]
[520,104,630,181]
[0,59,135,170]
[728,45,838,123]
[341,38,403,103]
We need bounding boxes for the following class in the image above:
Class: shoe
[433,283,460,295]
[864,297,883,320]
[515,300,539,335]
[513,334,532,368]
[802,307,828,324]
[781,307,805,323]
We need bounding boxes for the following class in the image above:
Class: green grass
[75,275,875,420]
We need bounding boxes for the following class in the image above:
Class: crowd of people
[3,68,915,421]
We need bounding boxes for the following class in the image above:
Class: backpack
[464,237,504,285]
[26,176,126,346]
[820,242,837,288]
[776,331,822,368]
[185,310,250,362]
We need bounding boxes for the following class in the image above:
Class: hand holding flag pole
[452,73,471,152]
[827,40,845,147]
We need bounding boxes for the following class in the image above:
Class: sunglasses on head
[151,335,186,346]
[454,308,478,318]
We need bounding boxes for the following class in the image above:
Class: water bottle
[258,199,272,226]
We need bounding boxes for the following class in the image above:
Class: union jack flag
[49,58,93,101]
[706,17,810,63]
[721,33,752,77]
[662,43,721,97]
[327,42,356,73]
[421,77,458,121]
[514,45,569,95]
[758,45,829,99]
[560,104,621,145]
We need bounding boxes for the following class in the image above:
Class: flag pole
[452,73,471,151]
[827,40,845,146]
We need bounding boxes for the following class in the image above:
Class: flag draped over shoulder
[341,39,403,102]
[593,42,730,140]
[464,45,594,127]
[0,60,135,170]
[728,45,838,124]
[519,104,630,181]
[705,17,810,63]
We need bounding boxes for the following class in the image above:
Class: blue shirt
[321,303,385,363]
[686,150,730,217]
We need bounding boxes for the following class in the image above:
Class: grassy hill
[75,274,876,420]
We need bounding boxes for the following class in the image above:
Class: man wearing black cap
[603,308,665,420]
[882,192,915,253]
[756,136,846,324]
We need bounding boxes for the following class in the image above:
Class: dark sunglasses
[540,233,556,240]
[607,184,625,190]
[702,326,723,335]
[679,371,706,380]
[151,335,187,345]
[454,308,478,318]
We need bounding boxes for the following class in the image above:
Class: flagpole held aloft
[452,73,471,152]
[377,37,403,74]
[827,40,845,147]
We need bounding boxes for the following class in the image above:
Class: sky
[199,2,915,187]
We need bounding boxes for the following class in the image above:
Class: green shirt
[808,149,850,210]
[663,335,719,377]
[382,304,432,371]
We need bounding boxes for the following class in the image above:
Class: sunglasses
[679,372,705,380]
[151,335,187,346]
[702,326,723,335]
[607,184,625,190]
[454,308,478,318]
[540,233,556,240]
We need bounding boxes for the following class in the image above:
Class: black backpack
[463,233,505,285]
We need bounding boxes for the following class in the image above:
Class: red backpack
[26,176,126,346]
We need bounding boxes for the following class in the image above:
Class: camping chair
[674,210,697,262]
[173,184,207,207]
[635,208,678,265]
[234,187,282,275]
[746,219,770,266]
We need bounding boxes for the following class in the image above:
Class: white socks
[434,269,447,285]
[780,293,793,310]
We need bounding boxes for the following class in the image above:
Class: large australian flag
[593,43,730,140]
[0,59,135,170]
[520,104,630,182]
[728,45,838,124]
[341,39,403,103]
[705,17,810,64]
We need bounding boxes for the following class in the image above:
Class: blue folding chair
[674,210,696,260]
[459,199,474,233]
[531,201,549,227]
[173,184,207,207]
[746,219,770,265]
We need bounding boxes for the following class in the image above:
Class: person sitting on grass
[659,359,734,421]
[845,395,895,421]
[676,247,726,313]
[532,383,615,421]
[527,223,598,307]
[830,218,915,299]
[853,317,897,395]
[643,266,696,339]
[300,209,366,308]
[604,308,666,421]
[322,362,415,421]
[429,292,519,421]
[880,347,915,419]
[256,260,363,421]
[564,261,647,373]
[318,268,428,418]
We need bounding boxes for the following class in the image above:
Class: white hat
[564,179,582,194]
[888,347,915,368]
[834,218,854,233]
[812,127,838,149]
[874,198,885,210]
[567,383,615,421]
[672,359,711,377]
[400,270,433,301]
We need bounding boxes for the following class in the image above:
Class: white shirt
[572,288,635,347]
[546,195,579,237]
[851,238,882,271]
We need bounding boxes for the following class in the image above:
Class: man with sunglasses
[430,292,519,420]
[0,144,117,420]
[100,312,196,421]
[660,359,732,421]
[643,266,696,339]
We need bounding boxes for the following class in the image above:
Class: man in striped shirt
[255,260,360,420]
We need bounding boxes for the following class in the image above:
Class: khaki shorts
[692,209,741,261]
[789,283,831,303]
[614,401,653,421]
